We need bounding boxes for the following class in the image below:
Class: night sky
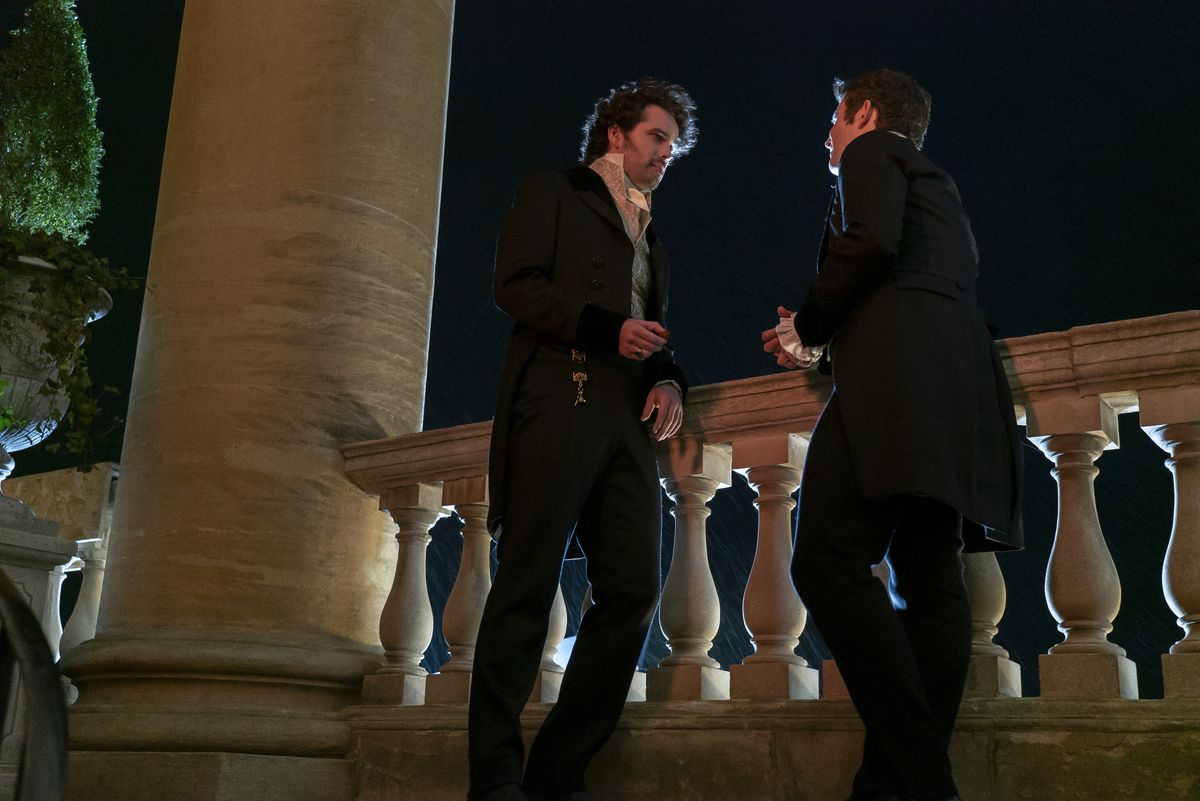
[9,2,1199,697]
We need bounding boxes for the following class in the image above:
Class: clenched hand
[621,319,669,361]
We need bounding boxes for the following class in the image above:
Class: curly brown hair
[834,69,932,150]
[579,78,698,165]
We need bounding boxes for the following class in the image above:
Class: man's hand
[761,306,819,370]
[620,319,669,361]
[641,383,683,441]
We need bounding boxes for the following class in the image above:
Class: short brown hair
[580,78,698,165]
[834,69,932,149]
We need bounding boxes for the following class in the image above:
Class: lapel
[649,229,668,320]
[567,164,670,319]
[566,164,626,237]
[816,190,838,270]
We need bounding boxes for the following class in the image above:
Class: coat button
[591,257,606,269]
[590,277,604,290]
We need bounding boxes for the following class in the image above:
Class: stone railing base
[1038,652,1138,699]
[362,672,426,705]
[349,698,1200,801]
[1163,652,1200,698]
[730,661,819,700]
[820,659,851,701]
[965,654,1023,699]
[646,664,730,701]
[530,669,563,704]
[424,671,472,705]
[67,752,354,801]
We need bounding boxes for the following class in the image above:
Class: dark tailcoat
[470,165,687,796]
[486,165,686,535]
[789,127,1024,799]
[797,128,1023,551]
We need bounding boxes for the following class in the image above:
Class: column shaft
[61,1,457,792]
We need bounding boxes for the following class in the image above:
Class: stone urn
[0,255,111,490]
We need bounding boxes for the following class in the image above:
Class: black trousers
[468,348,662,798]
[792,392,971,801]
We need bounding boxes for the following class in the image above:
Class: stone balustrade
[1,462,118,662]
[342,311,1200,706]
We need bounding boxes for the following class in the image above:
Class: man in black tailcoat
[763,68,1023,801]
[468,78,697,801]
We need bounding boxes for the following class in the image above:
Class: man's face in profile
[826,98,853,176]
[825,97,876,176]
[608,103,680,190]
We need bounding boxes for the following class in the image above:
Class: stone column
[60,1,456,798]
[646,439,731,701]
[729,434,818,700]
[1141,387,1200,697]
[962,551,1022,698]
[425,479,490,704]
[363,483,448,705]
[1027,398,1137,699]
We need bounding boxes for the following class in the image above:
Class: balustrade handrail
[342,311,1200,492]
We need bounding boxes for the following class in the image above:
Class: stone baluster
[1027,398,1136,698]
[1141,387,1200,697]
[962,551,1022,697]
[44,565,69,661]
[60,538,105,658]
[729,434,818,699]
[646,438,732,701]
[363,482,448,705]
[425,478,491,704]
[532,584,568,703]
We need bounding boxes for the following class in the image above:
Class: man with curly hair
[468,78,698,801]
[764,69,1023,801]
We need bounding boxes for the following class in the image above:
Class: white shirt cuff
[775,315,824,363]
[775,315,806,359]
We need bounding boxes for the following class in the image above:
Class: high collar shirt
[589,153,652,320]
